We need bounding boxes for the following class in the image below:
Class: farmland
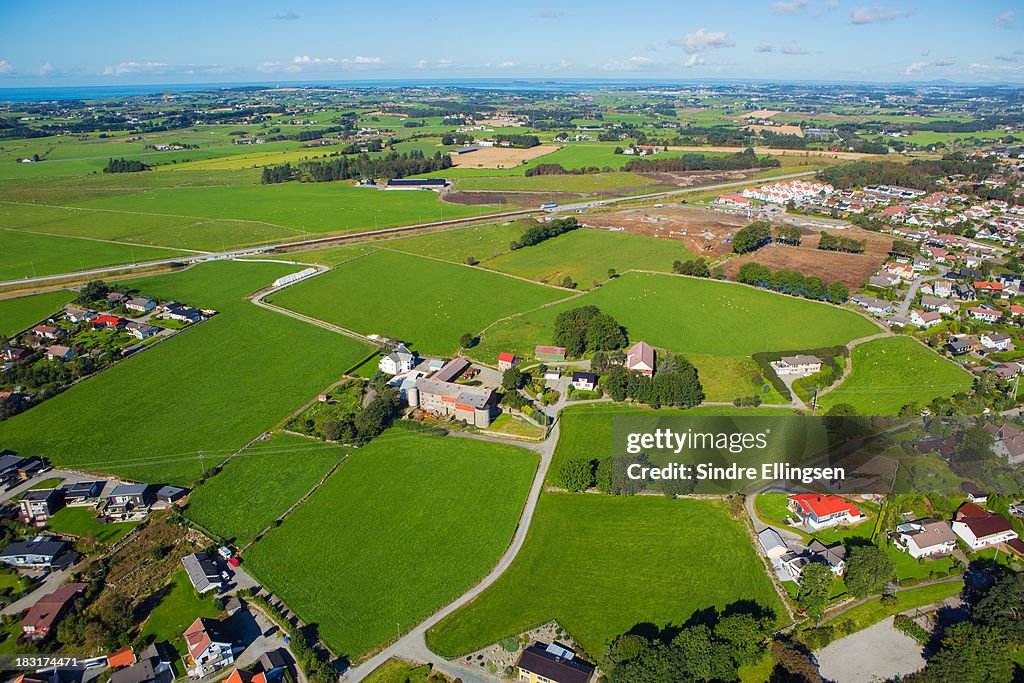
[473,271,878,363]
[425,493,785,658]
[243,431,538,660]
[0,261,372,484]
[0,289,74,337]
[268,250,568,356]
[185,432,344,546]
[818,336,972,415]
[482,229,696,289]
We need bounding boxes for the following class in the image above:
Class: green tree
[921,623,1014,683]
[558,458,596,492]
[732,221,772,254]
[797,562,833,622]
[459,332,477,349]
[844,544,895,598]
[502,366,526,391]
[972,571,1024,644]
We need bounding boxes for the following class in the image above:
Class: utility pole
[199,449,206,476]
[812,385,819,415]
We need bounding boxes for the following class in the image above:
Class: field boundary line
[0,225,211,254]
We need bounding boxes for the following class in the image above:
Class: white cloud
[904,61,926,75]
[602,55,657,71]
[780,43,809,54]
[542,59,572,71]
[103,61,169,75]
[0,60,12,74]
[437,59,454,69]
[271,10,299,20]
[755,41,774,52]
[38,63,55,76]
[934,57,955,67]
[684,53,704,67]
[673,28,734,53]
[827,0,840,9]
[496,60,518,68]
[921,48,930,57]
[995,10,1016,26]
[849,5,911,24]
[258,55,383,73]
[414,59,428,69]
[353,55,382,64]
[771,0,810,15]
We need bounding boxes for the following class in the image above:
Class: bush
[499,636,519,653]
[893,614,929,644]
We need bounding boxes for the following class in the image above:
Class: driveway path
[896,265,948,319]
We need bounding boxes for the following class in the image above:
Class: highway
[0,170,818,290]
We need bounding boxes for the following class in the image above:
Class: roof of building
[20,488,59,503]
[897,518,957,548]
[184,617,230,659]
[0,537,67,561]
[497,352,516,363]
[807,539,846,567]
[110,658,160,683]
[431,357,470,383]
[22,582,86,633]
[182,552,222,593]
[955,503,1013,539]
[107,646,137,669]
[757,527,787,554]
[516,642,595,683]
[626,340,655,370]
[110,483,151,497]
[960,482,988,498]
[788,493,862,518]
[415,378,494,409]
[534,345,567,356]
[780,355,822,366]
[571,371,597,383]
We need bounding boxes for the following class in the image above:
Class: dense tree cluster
[818,230,866,254]
[261,163,297,184]
[103,157,149,173]
[493,134,540,148]
[511,217,579,250]
[262,151,452,184]
[604,352,704,409]
[552,305,627,357]
[732,221,773,254]
[319,386,401,445]
[817,157,995,191]
[602,606,776,682]
[736,263,849,303]
[775,225,803,246]
[623,148,780,173]
[843,544,895,598]
[673,257,711,277]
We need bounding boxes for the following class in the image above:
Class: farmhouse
[626,341,655,376]
[378,344,418,375]
[535,345,567,362]
[516,642,595,683]
[909,310,942,328]
[951,502,1018,550]
[183,617,235,678]
[771,355,823,376]
[182,552,224,594]
[497,352,521,372]
[45,345,75,362]
[0,537,74,569]
[411,377,497,428]
[21,582,87,640]
[787,493,865,530]
[894,519,957,558]
[570,372,598,392]
[18,488,64,526]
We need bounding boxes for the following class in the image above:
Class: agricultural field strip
[0,225,207,254]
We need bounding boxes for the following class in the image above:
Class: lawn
[482,229,696,290]
[185,433,344,546]
[0,261,372,485]
[140,568,224,673]
[819,336,972,416]
[364,659,447,683]
[474,272,878,363]
[45,506,139,544]
[244,431,538,660]
[0,229,187,281]
[268,250,568,356]
[455,172,657,193]
[688,353,784,403]
[0,289,74,337]
[426,493,786,659]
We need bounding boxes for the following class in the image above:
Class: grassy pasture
[0,261,371,484]
[426,493,785,658]
[268,250,567,356]
[818,336,972,415]
[0,229,187,280]
[482,229,695,289]
[0,289,73,337]
[473,272,878,363]
[185,433,343,546]
[140,569,223,672]
[244,431,538,660]
[45,506,139,544]
[455,172,658,193]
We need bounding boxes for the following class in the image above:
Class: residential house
[544,368,560,382]
[961,481,989,504]
[909,310,942,328]
[951,502,1018,550]
[516,642,595,683]
[18,488,64,526]
[980,332,1013,351]
[107,646,138,671]
[917,434,960,459]
[0,537,74,569]
[21,583,87,640]
[952,283,977,300]
[807,539,847,576]
[850,294,895,316]
[945,335,980,356]
[182,552,224,594]
[497,352,520,372]
[183,617,235,678]
[570,372,597,392]
[45,345,75,362]
[894,519,957,558]
[125,297,156,313]
[64,307,95,324]
[1,346,30,362]
[162,302,201,323]
[990,362,1023,380]
[378,344,418,375]
[771,355,823,375]
[535,345,567,362]
[968,305,1003,323]
[59,480,104,505]
[975,281,1005,297]
[920,297,957,315]
[31,325,64,341]
[106,483,155,518]
[984,422,1024,466]
[110,643,174,683]
[626,341,655,376]
[125,322,161,340]
[787,494,865,530]
[93,314,126,329]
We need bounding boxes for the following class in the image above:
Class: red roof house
[788,494,865,530]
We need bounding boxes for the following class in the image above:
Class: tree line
[623,148,781,173]
[511,217,579,250]
[103,158,149,173]
[261,150,452,184]
[818,230,866,254]
[736,262,849,303]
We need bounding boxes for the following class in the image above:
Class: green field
[140,568,223,671]
[45,506,139,544]
[244,431,538,659]
[185,433,344,546]
[268,250,568,356]
[455,172,658,193]
[0,261,371,484]
[819,336,972,415]
[0,289,73,337]
[426,493,785,658]
[474,272,878,363]
[0,229,189,281]
[483,229,695,289]
[689,353,785,403]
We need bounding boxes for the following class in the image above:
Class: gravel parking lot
[815,617,925,683]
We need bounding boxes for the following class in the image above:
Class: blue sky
[1,0,1022,86]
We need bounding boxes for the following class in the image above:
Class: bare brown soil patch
[745,124,805,137]
[582,205,750,257]
[637,168,759,188]
[666,145,880,161]
[442,190,579,208]
[450,145,559,169]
